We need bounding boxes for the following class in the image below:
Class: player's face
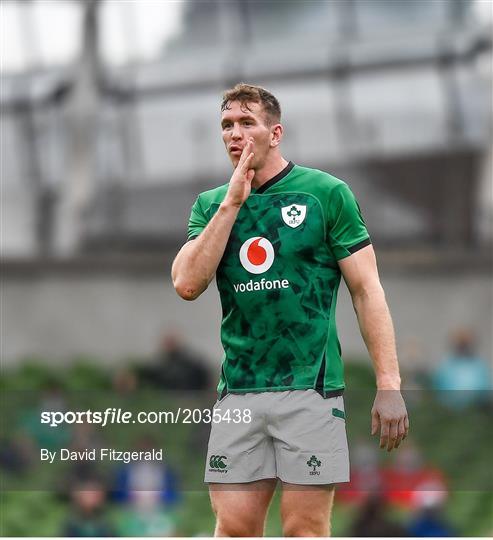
[221,101,275,169]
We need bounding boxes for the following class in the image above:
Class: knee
[214,512,263,537]
[282,514,329,537]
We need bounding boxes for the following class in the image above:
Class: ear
[270,123,283,148]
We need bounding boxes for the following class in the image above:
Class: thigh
[272,391,350,485]
[280,483,335,537]
[210,479,277,536]
[205,393,276,484]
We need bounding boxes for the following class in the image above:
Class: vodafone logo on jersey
[235,236,290,293]
[239,237,275,274]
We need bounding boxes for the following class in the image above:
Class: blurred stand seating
[432,328,491,410]
[137,330,212,391]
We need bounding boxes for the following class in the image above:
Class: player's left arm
[338,244,409,451]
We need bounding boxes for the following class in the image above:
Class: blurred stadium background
[1,0,492,536]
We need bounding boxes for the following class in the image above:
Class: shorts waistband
[218,387,344,400]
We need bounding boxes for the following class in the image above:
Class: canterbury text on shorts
[204,390,350,485]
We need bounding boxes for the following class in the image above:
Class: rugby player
[172,83,409,536]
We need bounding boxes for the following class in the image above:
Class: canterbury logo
[209,455,227,469]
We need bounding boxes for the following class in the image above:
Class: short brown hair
[221,83,281,125]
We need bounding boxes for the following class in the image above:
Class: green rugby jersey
[187,162,371,396]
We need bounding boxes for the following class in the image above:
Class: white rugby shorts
[205,389,350,485]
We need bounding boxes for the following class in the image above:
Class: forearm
[352,285,401,390]
[172,201,240,300]
[340,247,408,449]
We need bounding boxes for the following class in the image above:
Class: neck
[251,155,289,189]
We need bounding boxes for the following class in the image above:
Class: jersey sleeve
[327,183,371,260]
[187,195,208,241]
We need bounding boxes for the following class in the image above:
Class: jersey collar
[253,161,295,195]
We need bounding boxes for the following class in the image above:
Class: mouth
[229,145,243,156]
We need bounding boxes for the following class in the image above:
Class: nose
[231,123,242,141]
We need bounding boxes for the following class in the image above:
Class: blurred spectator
[400,336,429,396]
[0,432,36,474]
[63,423,107,491]
[337,441,382,505]
[382,442,448,510]
[70,422,104,454]
[432,328,491,409]
[112,434,180,535]
[115,494,179,536]
[112,434,179,505]
[20,381,71,451]
[350,494,408,536]
[407,490,456,536]
[63,477,115,537]
[112,367,138,395]
[139,330,211,390]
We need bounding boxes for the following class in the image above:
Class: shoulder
[291,164,351,199]
[195,183,229,210]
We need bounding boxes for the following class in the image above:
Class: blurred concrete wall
[3,267,491,374]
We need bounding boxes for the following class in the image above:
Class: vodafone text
[233,278,290,293]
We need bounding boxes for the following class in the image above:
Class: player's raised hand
[224,138,255,208]
[371,389,409,452]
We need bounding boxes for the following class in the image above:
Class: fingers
[241,151,255,173]
[246,169,255,183]
[371,410,379,436]
[372,390,409,452]
[387,419,399,452]
[238,138,254,168]
[379,417,390,450]
[375,413,410,452]
[394,418,406,449]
